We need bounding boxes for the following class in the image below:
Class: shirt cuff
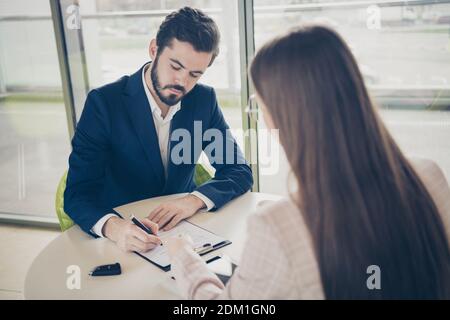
[170,243,225,299]
[191,191,215,211]
[91,213,117,238]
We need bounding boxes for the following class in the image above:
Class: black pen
[130,215,163,246]
[195,241,228,255]
[213,241,228,249]
[130,214,153,235]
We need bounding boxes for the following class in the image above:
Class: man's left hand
[147,194,206,231]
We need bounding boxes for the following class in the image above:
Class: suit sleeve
[64,89,120,236]
[193,88,253,210]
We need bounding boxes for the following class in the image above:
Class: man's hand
[103,216,161,253]
[147,194,205,231]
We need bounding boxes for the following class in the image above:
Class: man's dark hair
[156,7,220,66]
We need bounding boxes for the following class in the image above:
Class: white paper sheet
[138,220,228,268]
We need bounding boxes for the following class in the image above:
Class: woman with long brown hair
[166,25,450,299]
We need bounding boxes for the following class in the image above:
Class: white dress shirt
[91,62,214,237]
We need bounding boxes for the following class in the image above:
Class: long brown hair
[250,25,450,299]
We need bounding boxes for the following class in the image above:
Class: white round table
[24,192,281,299]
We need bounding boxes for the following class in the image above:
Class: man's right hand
[102,216,161,253]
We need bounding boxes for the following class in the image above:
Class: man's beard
[150,56,186,106]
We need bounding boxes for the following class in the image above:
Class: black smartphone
[206,255,237,285]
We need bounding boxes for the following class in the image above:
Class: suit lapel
[122,64,165,187]
[164,98,194,192]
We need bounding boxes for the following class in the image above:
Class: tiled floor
[0,223,59,300]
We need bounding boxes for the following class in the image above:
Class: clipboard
[134,220,232,271]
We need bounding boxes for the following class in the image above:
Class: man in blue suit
[64,7,253,253]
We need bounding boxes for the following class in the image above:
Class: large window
[254,0,450,195]
[0,0,70,221]
[1,0,449,223]
[72,0,245,173]
[77,0,243,146]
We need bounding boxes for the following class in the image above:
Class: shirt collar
[142,62,181,121]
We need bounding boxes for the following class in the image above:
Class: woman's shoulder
[409,157,448,184]
[409,157,450,239]
[409,157,450,196]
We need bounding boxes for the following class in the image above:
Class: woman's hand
[165,233,194,257]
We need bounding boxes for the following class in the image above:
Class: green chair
[193,163,214,187]
[55,164,214,232]
[55,171,73,232]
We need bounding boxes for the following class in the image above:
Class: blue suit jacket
[64,64,253,236]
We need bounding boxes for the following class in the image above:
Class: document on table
[135,220,231,271]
